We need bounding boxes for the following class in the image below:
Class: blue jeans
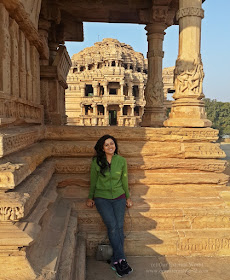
[95,197,126,262]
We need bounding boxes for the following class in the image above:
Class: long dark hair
[94,134,118,175]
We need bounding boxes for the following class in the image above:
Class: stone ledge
[44,125,219,142]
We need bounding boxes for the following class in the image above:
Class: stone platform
[0,125,230,279]
[86,256,230,280]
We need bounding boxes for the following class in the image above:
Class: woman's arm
[121,158,130,199]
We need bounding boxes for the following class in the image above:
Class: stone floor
[86,256,230,280]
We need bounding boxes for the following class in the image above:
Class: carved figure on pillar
[164,0,211,128]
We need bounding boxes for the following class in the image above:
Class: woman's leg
[111,198,126,253]
[95,198,126,262]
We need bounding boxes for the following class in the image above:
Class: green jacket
[88,154,130,199]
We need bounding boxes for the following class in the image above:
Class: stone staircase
[1,125,230,279]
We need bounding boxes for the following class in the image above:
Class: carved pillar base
[164,98,212,127]
[142,106,166,127]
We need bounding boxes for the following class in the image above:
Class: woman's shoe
[111,262,129,277]
[120,260,133,274]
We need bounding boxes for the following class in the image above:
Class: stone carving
[0,206,24,221]
[179,238,230,252]
[0,130,40,157]
[147,50,164,58]
[174,57,204,98]
[0,98,43,125]
[10,18,20,98]
[176,7,204,21]
[145,80,164,107]
[152,7,168,22]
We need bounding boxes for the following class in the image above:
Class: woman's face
[103,138,116,156]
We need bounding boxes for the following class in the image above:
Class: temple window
[132,85,139,97]
[124,64,127,69]
[88,64,94,70]
[137,67,141,72]
[73,68,78,73]
[112,61,116,67]
[84,105,93,115]
[85,84,93,96]
[134,106,139,116]
[80,66,85,71]
[99,85,104,95]
[97,105,104,115]
[130,65,133,70]
[97,63,103,69]
[108,82,119,95]
[143,69,148,74]
[123,105,128,115]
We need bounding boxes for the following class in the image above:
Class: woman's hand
[126,198,133,208]
[86,198,95,208]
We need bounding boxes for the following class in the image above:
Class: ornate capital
[176,7,204,21]
[152,6,168,22]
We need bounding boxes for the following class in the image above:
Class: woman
[86,134,133,277]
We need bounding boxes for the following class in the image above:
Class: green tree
[204,98,230,136]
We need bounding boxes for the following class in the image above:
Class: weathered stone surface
[44,126,220,142]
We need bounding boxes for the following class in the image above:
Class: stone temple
[66,38,147,127]
[0,1,230,279]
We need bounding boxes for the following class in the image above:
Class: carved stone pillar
[80,83,85,97]
[128,82,133,97]
[118,104,124,126]
[103,81,108,96]
[119,104,124,116]
[91,103,97,126]
[139,83,144,99]
[164,0,211,127]
[104,104,109,126]
[120,80,124,96]
[142,21,166,127]
[92,81,99,96]
[130,104,135,117]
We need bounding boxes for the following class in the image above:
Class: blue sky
[66,0,230,102]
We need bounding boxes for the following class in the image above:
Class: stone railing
[80,115,108,126]
[118,116,140,127]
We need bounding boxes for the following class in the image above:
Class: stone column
[104,103,109,126]
[92,81,99,96]
[118,104,124,126]
[139,83,144,99]
[92,103,97,126]
[120,80,124,96]
[103,81,108,96]
[164,0,211,127]
[130,104,135,116]
[128,82,133,97]
[80,83,85,97]
[141,19,166,127]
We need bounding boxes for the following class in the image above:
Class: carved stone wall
[0,3,43,126]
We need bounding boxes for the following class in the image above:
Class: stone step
[56,210,78,280]
[58,183,227,200]
[72,233,86,280]
[54,157,227,173]
[76,205,230,232]
[27,197,72,279]
[86,228,230,257]
[72,197,226,212]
